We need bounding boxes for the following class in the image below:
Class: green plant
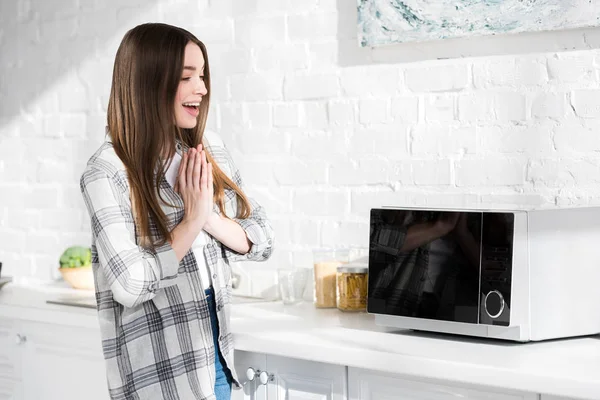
[59,246,92,269]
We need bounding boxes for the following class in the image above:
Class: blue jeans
[206,287,233,400]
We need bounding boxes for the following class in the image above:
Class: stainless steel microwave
[368,207,600,341]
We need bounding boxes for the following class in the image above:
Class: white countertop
[1,282,599,399]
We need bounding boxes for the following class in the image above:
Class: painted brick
[273,159,328,185]
[493,92,526,122]
[349,126,409,157]
[390,96,419,123]
[284,74,339,100]
[531,93,567,120]
[288,13,337,41]
[473,58,548,88]
[424,94,456,122]
[571,90,600,118]
[479,124,554,155]
[554,121,600,153]
[328,100,355,127]
[235,16,285,46]
[255,43,308,72]
[359,98,389,124]
[405,65,469,93]
[230,73,283,101]
[273,103,300,127]
[244,102,272,129]
[456,158,526,187]
[457,92,495,122]
[412,160,452,186]
[292,189,348,217]
[340,67,401,97]
[301,102,329,130]
[412,126,477,156]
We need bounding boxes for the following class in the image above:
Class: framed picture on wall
[358,0,600,47]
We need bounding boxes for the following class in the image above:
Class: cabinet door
[348,367,537,400]
[0,318,21,400]
[232,350,268,400]
[267,355,347,400]
[18,321,108,400]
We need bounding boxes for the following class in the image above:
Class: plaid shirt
[80,129,274,400]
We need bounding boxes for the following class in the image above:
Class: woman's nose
[195,80,207,96]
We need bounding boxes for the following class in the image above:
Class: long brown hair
[107,23,250,250]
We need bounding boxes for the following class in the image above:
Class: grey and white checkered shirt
[80,129,274,400]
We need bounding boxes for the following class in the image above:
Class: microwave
[367,207,600,342]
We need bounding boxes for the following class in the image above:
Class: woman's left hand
[174,144,214,229]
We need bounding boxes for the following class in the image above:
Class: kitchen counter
[231,301,600,399]
[1,282,599,399]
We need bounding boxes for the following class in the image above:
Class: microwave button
[484,290,505,319]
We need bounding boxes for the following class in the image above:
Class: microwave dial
[484,290,505,319]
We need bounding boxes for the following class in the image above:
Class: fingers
[200,149,208,190]
[193,148,201,191]
[207,160,213,195]
[178,150,188,190]
[186,149,195,189]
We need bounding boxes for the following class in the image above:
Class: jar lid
[337,255,368,273]
[337,265,368,273]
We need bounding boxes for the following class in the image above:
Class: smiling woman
[79,22,274,400]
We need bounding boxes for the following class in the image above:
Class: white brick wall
[2,0,600,295]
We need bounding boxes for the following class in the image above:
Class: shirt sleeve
[80,167,180,308]
[217,146,274,263]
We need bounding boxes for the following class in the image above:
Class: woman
[80,23,274,400]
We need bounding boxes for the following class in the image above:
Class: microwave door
[368,209,482,324]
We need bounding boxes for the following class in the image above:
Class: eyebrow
[183,66,205,72]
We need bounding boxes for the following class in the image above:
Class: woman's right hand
[176,144,214,234]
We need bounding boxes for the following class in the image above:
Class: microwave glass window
[368,209,482,323]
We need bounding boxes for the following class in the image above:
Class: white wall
[2,0,600,295]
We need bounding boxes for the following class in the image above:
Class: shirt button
[213,274,217,279]
[176,143,182,150]
[267,239,272,245]
[217,305,222,311]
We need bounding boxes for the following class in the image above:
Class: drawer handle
[257,370,274,385]
[245,367,274,386]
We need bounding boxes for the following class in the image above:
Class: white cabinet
[0,318,21,400]
[267,355,346,400]
[18,321,108,400]
[0,317,108,400]
[233,351,347,400]
[348,367,538,400]
[232,350,268,400]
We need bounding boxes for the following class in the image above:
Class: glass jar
[336,262,368,312]
[312,249,348,308]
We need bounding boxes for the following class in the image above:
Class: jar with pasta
[312,249,348,308]
[336,262,368,312]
